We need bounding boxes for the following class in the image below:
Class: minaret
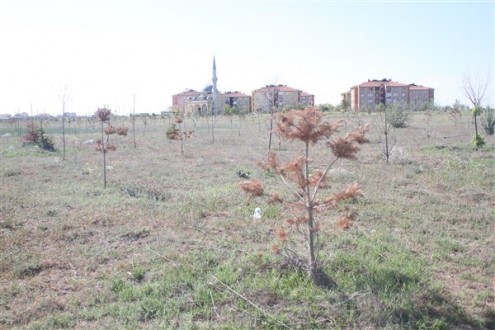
[212,56,218,115]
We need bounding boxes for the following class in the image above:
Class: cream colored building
[409,84,435,108]
[251,84,314,113]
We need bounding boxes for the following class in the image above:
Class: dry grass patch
[1,112,494,329]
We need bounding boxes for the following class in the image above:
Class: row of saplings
[20,105,491,286]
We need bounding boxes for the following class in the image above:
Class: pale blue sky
[0,0,493,115]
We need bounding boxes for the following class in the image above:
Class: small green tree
[386,103,410,128]
[23,122,56,152]
[240,107,368,287]
[336,98,351,112]
[463,72,489,148]
[319,103,335,112]
[481,107,495,135]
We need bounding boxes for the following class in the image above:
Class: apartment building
[172,89,200,112]
[172,58,315,115]
[251,84,314,113]
[300,92,315,107]
[343,79,434,111]
[223,91,251,112]
[409,84,435,107]
[172,89,252,115]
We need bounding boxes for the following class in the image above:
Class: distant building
[172,89,201,113]
[34,113,53,120]
[172,59,315,115]
[64,112,78,119]
[409,84,435,108]
[222,91,251,113]
[342,78,434,111]
[300,92,315,107]
[183,91,212,116]
[251,84,314,113]
[14,112,29,119]
[172,58,254,116]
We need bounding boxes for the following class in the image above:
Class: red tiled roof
[173,90,199,97]
[253,85,301,93]
[222,91,249,97]
[386,81,409,87]
[301,92,314,97]
[359,80,408,88]
[409,85,434,90]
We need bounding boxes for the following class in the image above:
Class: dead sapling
[166,113,194,155]
[94,107,128,188]
[240,107,369,287]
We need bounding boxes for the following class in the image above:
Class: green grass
[0,112,494,329]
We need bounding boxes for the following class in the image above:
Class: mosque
[171,58,314,116]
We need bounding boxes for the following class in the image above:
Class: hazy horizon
[1,0,493,116]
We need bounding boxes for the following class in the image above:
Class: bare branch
[463,71,490,107]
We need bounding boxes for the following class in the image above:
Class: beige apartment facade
[222,91,251,112]
[252,85,314,113]
[172,90,252,116]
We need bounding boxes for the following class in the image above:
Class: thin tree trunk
[474,113,479,138]
[305,141,317,282]
[132,94,136,149]
[101,121,107,189]
[61,94,66,161]
[268,110,274,152]
[238,115,242,136]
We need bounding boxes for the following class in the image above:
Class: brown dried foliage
[95,139,117,152]
[241,107,367,270]
[183,130,194,138]
[275,107,342,144]
[280,156,307,190]
[166,130,180,140]
[104,125,117,135]
[117,127,128,136]
[308,169,328,188]
[327,125,369,159]
[23,123,40,143]
[324,183,362,207]
[277,229,288,243]
[106,143,117,151]
[337,216,353,230]
[286,216,309,225]
[95,139,103,152]
[257,151,280,172]
[239,179,264,201]
[95,108,111,122]
[268,192,283,204]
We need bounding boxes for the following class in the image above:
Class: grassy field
[0,111,494,329]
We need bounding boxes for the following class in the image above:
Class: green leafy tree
[463,72,489,148]
[481,107,495,135]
